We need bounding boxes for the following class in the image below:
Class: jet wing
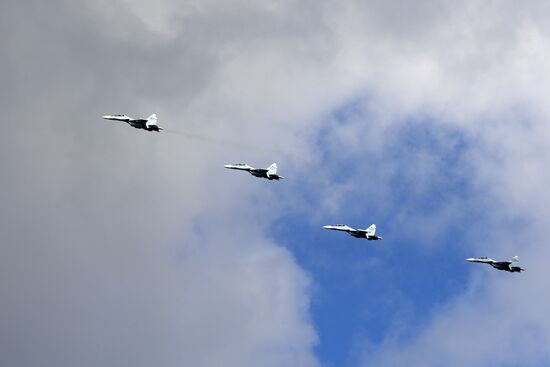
[224,163,254,171]
[466,257,496,264]
[103,114,132,122]
[322,224,356,232]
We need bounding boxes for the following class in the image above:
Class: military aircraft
[102,114,163,132]
[224,163,284,180]
[466,256,524,272]
[322,224,382,240]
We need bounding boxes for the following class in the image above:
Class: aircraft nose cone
[466,258,475,262]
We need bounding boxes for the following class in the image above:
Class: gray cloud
[0,0,336,366]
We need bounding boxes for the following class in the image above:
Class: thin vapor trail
[164,129,279,154]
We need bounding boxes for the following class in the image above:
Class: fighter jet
[466,256,525,272]
[322,224,382,240]
[102,114,163,132]
[224,163,284,180]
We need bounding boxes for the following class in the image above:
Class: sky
[2,1,550,366]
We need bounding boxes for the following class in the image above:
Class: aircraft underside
[129,121,161,132]
[129,121,146,129]
[250,170,281,180]
[490,263,522,272]
[250,170,267,178]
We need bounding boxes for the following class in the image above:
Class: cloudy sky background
[2,0,550,366]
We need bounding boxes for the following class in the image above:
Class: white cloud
[311,1,550,365]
